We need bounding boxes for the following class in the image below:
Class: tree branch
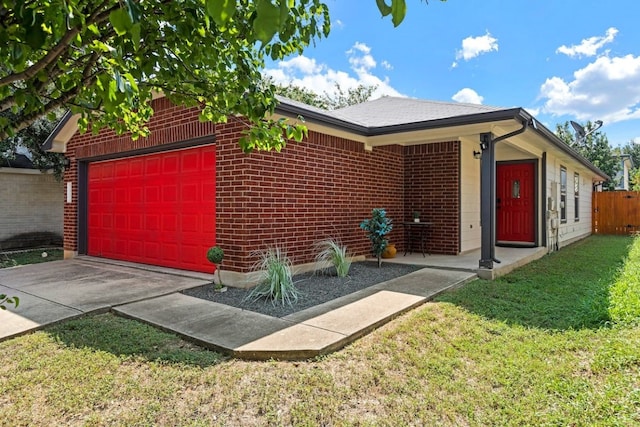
[0,0,115,88]
[0,29,82,87]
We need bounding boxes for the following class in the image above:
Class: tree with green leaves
[274,81,378,110]
[619,140,640,190]
[556,121,619,190]
[0,113,65,178]
[619,140,640,167]
[630,168,640,191]
[0,1,441,153]
[0,0,330,152]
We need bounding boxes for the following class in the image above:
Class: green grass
[436,235,635,330]
[0,235,639,426]
[609,235,640,324]
[0,248,63,268]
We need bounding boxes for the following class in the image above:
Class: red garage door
[87,145,216,273]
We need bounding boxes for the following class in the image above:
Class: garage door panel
[87,144,216,273]
[163,185,178,202]
[162,215,178,232]
[129,158,144,176]
[162,243,179,262]
[145,157,161,175]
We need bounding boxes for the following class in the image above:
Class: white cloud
[539,54,640,124]
[277,56,323,75]
[264,42,403,100]
[347,42,376,73]
[525,107,541,117]
[381,60,393,70]
[452,88,484,104]
[633,137,640,145]
[455,32,498,63]
[556,27,618,58]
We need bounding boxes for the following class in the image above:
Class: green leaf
[391,0,406,27]
[377,0,407,26]
[125,0,142,23]
[87,23,100,36]
[253,0,281,44]
[123,73,139,92]
[109,8,131,36]
[14,90,26,107]
[11,44,24,64]
[130,22,141,51]
[279,0,291,27]
[206,0,236,27]
[114,70,125,93]
[376,0,392,16]
[25,19,47,49]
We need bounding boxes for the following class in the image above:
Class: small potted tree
[206,246,226,292]
[360,208,393,267]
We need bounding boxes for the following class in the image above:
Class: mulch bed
[182,261,425,318]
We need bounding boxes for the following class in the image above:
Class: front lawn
[1,236,639,426]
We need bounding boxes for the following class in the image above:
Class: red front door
[496,162,536,244]
[87,145,216,273]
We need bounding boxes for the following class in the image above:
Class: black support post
[479,132,495,269]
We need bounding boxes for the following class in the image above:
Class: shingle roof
[0,154,35,169]
[328,97,505,127]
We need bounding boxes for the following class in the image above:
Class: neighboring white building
[614,154,634,190]
[0,154,63,250]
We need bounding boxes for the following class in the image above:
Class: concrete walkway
[1,258,475,360]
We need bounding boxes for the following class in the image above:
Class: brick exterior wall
[0,169,63,248]
[215,126,406,272]
[63,98,461,273]
[404,142,460,255]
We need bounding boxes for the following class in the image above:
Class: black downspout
[78,161,88,255]
[479,120,531,270]
[541,152,547,249]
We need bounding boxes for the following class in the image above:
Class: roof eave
[276,98,525,137]
[531,121,610,181]
[42,110,75,153]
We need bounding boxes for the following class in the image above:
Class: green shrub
[0,253,17,269]
[206,246,224,264]
[206,246,225,288]
[609,236,640,324]
[245,248,299,306]
[313,239,352,277]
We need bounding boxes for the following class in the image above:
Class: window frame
[574,172,580,221]
[560,166,567,223]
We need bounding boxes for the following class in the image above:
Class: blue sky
[264,0,640,147]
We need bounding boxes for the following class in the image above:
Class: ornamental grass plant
[244,247,299,306]
[313,238,352,277]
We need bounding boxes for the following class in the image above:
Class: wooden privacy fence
[593,191,640,235]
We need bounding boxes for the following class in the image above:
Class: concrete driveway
[1,257,478,360]
[0,258,210,340]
